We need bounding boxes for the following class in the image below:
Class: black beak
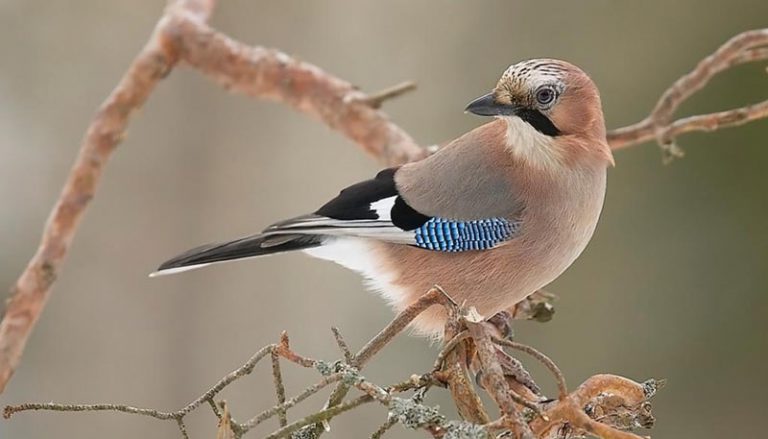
[464,92,519,117]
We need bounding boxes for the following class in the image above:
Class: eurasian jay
[152,59,614,337]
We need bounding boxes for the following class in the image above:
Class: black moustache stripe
[516,109,561,136]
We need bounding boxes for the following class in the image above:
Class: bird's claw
[487,310,515,340]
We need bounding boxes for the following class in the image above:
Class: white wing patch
[369,196,396,220]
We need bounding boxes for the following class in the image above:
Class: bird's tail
[150,233,323,277]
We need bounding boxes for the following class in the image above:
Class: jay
[152,59,614,338]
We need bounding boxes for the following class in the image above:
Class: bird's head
[466,59,613,166]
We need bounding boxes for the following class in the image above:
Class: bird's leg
[472,316,542,397]
[464,296,556,402]
[493,346,542,396]
[474,344,542,397]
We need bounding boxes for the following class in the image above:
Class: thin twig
[651,29,767,127]
[263,395,375,439]
[240,373,344,431]
[177,418,190,439]
[608,99,768,151]
[331,326,354,364]
[363,81,418,109]
[178,345,275,416]
[492,337,568,399]
[371,417,398,438]
[432,330,470,372]
[315,287,456,437]
[607,28,768,153]
[270,351,288,427]
[275,332,317,368]
[356,287,456,367]
[208,398,223,419]
[3,402,177,420]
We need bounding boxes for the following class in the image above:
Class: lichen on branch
[4,288,662,439]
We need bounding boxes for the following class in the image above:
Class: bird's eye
[535,87,556,106]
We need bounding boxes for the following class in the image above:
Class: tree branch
[0,0,215,395]
[4,290,663,439]
[166,14,424,165]
[0,0,422,395]
[606,28,768,161]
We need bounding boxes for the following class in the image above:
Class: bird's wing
[264,168,521,252]
[153,122,525,276]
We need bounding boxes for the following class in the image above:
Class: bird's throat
[502,116,564,171]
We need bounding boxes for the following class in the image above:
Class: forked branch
[607,28,768,161]
[5,288,662,439]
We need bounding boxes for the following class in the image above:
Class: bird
[151,59,614,338]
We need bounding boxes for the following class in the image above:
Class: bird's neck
[500,116,613,171]
[502,116,564,171]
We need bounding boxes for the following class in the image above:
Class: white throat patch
[502,116,563,170]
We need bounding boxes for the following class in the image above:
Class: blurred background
[1,1,767,438]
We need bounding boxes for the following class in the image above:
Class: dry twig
[4,290,662,439]
[0,0,422,395]
[607,28,768,161]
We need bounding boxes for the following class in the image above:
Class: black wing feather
[313,167,431,230]
[155,167,433,275]
[315,168,399,220]
[391,196,431,230]
[156,234,322,271]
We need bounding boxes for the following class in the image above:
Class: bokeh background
[1,1,767,438]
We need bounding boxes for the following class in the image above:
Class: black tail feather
[154,233,323,274]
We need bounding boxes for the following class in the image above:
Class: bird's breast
[515,163,607,279]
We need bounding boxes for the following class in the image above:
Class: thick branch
[0,0,214,395]
[608,99,768,150]
[607,28,768,153]
[0,0,421,395]
[167,15,424,165]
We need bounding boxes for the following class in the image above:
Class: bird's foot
[473,346,542,397]
[496,347,542,396]
[487,310,515,340]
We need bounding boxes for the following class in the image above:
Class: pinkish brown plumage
[373,118,608,335]
[153,59,613,338]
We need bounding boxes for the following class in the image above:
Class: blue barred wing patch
[413,218,520,252]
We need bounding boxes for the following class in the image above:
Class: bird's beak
[465,92,519,117]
